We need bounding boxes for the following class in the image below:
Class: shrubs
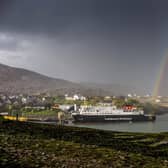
[0,121,168,167]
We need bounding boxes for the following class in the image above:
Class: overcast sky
[0,0,168,94]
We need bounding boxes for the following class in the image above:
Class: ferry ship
[72,105,156,123]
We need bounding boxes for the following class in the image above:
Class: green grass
[0,120,168,167]
[0,115,6,123]
[22,110,58,118]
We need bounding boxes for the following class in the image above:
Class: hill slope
[0,63,133,96]
[0,120,168,167]
[0,63,82,95]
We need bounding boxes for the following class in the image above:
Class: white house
[128,94,132,98]
[65,94,86,101]
[21,98,27,104]
[155,99,161,103]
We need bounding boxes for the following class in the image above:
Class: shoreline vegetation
[0,117,168,167]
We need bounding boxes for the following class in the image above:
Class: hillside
[0,63,132,96]
[0,63,80,95]
[80,82,136,96]
[0,119,168,167]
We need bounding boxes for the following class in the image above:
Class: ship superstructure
[72,105,156,122]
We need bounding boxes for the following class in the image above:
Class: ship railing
[78,111,144,115]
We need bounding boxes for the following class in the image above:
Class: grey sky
[0,0,168,95]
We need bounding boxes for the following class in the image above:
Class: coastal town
[0,92,168,123]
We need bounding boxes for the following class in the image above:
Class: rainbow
[153,51,168,97]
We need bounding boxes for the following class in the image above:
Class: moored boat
[72,105,156,123]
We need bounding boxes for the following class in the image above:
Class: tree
[113,99,125,108]
[143,103,157,114]
[126,99,141,106]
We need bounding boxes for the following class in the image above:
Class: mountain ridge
[0,63,133,96]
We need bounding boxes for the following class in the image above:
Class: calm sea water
[72,113,168,133]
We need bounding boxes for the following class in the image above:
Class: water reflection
[73,113,168,133]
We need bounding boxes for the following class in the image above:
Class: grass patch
[0,121,168,167]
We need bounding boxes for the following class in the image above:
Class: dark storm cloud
[0,0,162,53]
[0,0,120,43]
[0,0,160,35]
[1,0,168,95]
